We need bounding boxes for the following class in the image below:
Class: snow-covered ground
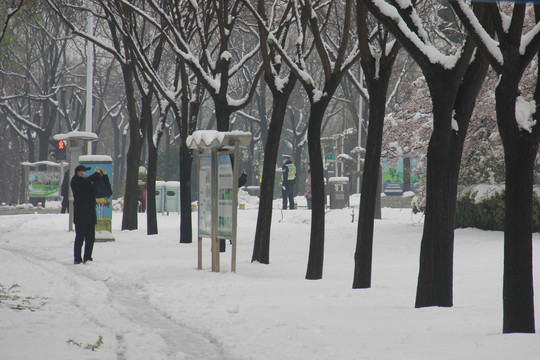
[1,193,539,360]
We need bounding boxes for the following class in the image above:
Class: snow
[53,131,98,142]
[220,51,232,62]
[312,89,325,103]
[452,110,459,132]
[328,177,349,183]
[515,96,537,133]
[521,21,540,55]
[1,195,539,360]
[370,0,460,69]
[459,184,505,203]
[79,155,113,162]
[21,161,68,167]
[454,1,503,66]
[186,130,252,149]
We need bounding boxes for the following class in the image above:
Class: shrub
[455,189,540,232]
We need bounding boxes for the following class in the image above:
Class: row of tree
[0,1,537,334]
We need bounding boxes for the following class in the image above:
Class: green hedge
[455,190,540,232]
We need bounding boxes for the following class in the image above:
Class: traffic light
[56,140,66,160]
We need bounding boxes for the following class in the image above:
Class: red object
[140,188,147,212]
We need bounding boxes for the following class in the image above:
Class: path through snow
[1,214,230,360]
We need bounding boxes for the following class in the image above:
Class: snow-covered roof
[79,155,113,162]
[53,131,98,142]
[328,177,349,183]
[166,181,180,188]
[186,130,252,149]
[21,161,68,167]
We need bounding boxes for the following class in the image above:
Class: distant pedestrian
[60,170,69,214]
[238,169,247,188]
[305,166,312,210]
[281,155,296,210]
[70,165,103,264]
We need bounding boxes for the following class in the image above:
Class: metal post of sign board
[188,130,251,274]
[54,131,98,232]
[23,165,29,205]
[211,147,219,272]
[231,142,239,273]
[68,139,84,232]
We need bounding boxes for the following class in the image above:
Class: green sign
[198,155,212,236]
[28,171,60,197]
[326,154,336,161]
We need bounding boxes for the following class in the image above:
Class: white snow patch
[1,201,540,359]
[515,96,536,133]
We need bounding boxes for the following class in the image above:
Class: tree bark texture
[353,80,388,289]
[146,144,158,235]
[415,77,462,308]
[252,74,296,263]
[306,100,330,280]
[144,94,159,236]
[122,144,142,230]
[121,61,145,231]
[414,25,490,307]
[251,106,285,263]
[496,72,537,333]
[179,143,194,244]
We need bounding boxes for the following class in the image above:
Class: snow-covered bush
[455,187,540,232]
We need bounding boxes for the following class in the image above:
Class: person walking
[281,154,296,210]
[70,165,103,264]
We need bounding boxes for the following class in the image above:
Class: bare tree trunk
[179,143,194,244]
[122,143,143,230]
[251,0,297,264]
[502,141,537,333]
[306,100,330,280]
[146,143,158,235]
[415,117,460,307]
[497,71,538,333]
[121,62,145,231]
[178,81,200,244]
[353,80,388,288]
[252,79,295,263]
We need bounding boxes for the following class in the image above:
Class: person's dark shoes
[83,258,93,264]
[74,259,82,264]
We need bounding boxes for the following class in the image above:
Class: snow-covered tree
[263,0,361,279]
[451,1,540,334]
[362,0,491,308]
[242,0,299,264]
[353,1,400,289]
[0,3,81,162]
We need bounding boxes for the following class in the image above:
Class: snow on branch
[521,19,540,57]
[367,0,462,69]
[515,97,537,133]
[450,1,503,70]
[0,103,42,132]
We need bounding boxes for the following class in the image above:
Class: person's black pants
[74,222,95,262]
[282,181,295,209]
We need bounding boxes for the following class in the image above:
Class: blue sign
[81,159,113,232]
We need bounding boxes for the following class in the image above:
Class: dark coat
[70,172,100,225]
[238,173,247,188]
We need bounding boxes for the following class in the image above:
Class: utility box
[155,181,166,213]
[329,177,349,209]
[164,181,180,213]
[80,155,114,241]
